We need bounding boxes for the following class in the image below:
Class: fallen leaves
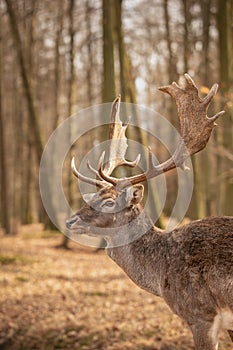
[0,228,232,349]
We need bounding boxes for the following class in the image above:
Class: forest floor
[0,225,232,350]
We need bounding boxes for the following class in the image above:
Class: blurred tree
[5,0,57,231]
[19,0,37,225]
[102,0,115,102]
[192,0,212,218]
[217,0,233,215]
[5,0,43,164]
[200,0,212,85]
[85,0,95,105]
[161,0,179,218]
[53,3,64,131]
[1,0,232,235]
[0,20,11,234]
[163,0,178,82]
[63,0,75,249]
[181,0,191,73]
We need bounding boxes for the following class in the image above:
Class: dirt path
[0,227,232,350]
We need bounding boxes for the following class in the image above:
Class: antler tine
[86,151,106,179]
[98,162,118,185]
[86,151,114,183]
[71,157,108,188]
[86,160,103,180]
[202,83,218,107]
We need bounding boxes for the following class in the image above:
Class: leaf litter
[0,226,231,350]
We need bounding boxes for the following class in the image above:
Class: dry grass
[0,225,232,350]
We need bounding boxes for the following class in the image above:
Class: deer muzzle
[66,214,89,233]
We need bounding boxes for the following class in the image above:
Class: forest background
[0,0,233,245]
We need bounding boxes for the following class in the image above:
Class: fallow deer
[66,74,233,350]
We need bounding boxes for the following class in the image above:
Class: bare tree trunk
[162,0,179,216]
[181,0,206,219]
[102,0,115,102]
[5,0,57,230]
[181,0,190,73]
[53,3,64,131]
[201,0,215,217]
[114,0,126,100]
[85,0,94,105]
[0,113,11,234]
[62,0,75,249]
[217,0,233,215]
[19,0,37,225]
[5,0,43,163]
[192,0,212,218]
[201,0,211,85]
[21,137,32,224]
[163,0,178,83]
[0,26,11,234]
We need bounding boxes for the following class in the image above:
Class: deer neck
[106,206,165,297]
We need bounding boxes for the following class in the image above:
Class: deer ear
[125,184,144,205]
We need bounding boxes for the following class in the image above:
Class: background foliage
[0,0,233,239]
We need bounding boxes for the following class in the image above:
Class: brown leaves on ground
[0,225,232,350]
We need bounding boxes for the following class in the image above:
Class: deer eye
[103,200,115,208]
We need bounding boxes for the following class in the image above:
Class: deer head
[66,74,224,240]
[66,184,145,236]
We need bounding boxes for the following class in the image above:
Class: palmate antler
[71,95,140,188]
[101,96,140,175]
[72,74,224,189]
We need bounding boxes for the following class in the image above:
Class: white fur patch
[220,309,233,329]
[209,308,233,348]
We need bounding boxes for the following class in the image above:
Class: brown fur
[66,187,233,350]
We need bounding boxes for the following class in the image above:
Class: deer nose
[66,216,78,229]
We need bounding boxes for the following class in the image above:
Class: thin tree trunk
[53,4,64,131]
[102,0,115,102]
[62,0,75,249]
[85,0,94,105]
[162,0,179,216]
[5,0,43,163]
[181,0,206,219]
[217,0,233,215]
[67,0,75,207]
[0,26,11,234]
[182,0,190,73]
[0,109,10,234]
[163,0,178,82]
[20,0,36,225]
[192,0,212,218]
[22,138,32,224]
[201,0,211,85]
[201,0,214,216]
